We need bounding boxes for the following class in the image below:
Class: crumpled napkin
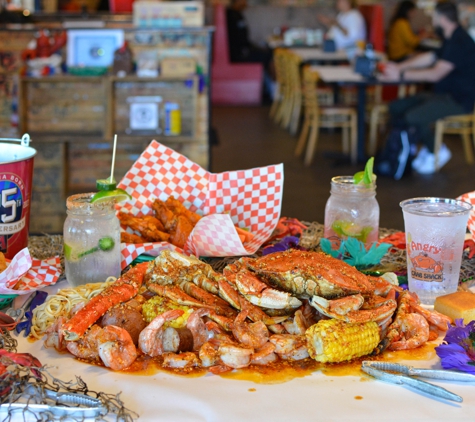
[0,247,62,295]
[117,141,284,267]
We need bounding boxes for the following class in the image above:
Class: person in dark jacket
[226,0,271,66]
[382,1,475,174]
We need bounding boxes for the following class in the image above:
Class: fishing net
[0,329,138,421]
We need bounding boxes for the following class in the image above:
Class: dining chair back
[434,105,475,170]
[368,83,418,156]
[286,51,303,135]
[271,49,294,128]
[269,48,287,121]
[295,66,357,166]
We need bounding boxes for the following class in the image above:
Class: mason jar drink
[324,176,379,247]
[64,193,121,287]
[400,197,472,305]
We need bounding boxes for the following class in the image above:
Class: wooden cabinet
[19,74,207,231]
[0,25,213,233]
[30,141,67,234]
[20,77,107,136]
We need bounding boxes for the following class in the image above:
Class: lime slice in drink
[64,243,80,262]
[90,188,132,204]
[96,178,117,191]
[64,243,72,260]
[331,220,373,243]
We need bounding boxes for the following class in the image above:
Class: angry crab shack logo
[0,173,26,252]
[407,241,444,282]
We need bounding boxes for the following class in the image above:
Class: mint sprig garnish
[354,157,376,186]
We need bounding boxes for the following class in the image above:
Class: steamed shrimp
[139,309,184,357]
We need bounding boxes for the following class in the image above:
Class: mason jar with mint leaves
[63,192,121,287]
[323,159,379,248]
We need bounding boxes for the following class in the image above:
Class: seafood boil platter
[9,268,475,422]
[2,143,475,421]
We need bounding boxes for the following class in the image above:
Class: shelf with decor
[2,23,213,233]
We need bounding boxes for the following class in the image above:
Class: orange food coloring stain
[354,396,363,400]
[248,388,256,392]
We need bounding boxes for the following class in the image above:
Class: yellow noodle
[31,278,116,340]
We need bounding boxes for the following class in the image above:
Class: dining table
[290,47,350,63]
[290,47,386,65]
[309,65,402,163]
[3,278,475,422]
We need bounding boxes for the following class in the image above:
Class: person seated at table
[318,0,366,50]
[226,0,274,102]
[387,1,426,61]
[226,0,271,66]
[382,1,475,174]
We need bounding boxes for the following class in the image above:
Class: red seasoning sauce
[77,341,437,384]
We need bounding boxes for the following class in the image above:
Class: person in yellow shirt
[388,1,421,61]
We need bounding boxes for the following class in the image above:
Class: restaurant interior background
[1,0,475,235]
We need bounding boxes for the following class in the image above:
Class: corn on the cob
[142,296,193,328]
[305,319,380,363]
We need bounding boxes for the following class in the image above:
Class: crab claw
[311,294,364,316]
[235,270,302,310]
[243,291,302,310]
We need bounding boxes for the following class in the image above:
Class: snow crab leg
[62,262,149,341]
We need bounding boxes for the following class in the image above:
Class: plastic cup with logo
[400,197,472,305]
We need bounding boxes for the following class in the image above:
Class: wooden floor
[211,106,475,232]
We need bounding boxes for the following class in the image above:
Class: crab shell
[245,250,376,299]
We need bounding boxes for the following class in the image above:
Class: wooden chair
[270,48,286,120]
[295,66,357,166]
[286,51,303,136]
[368,84,418,156]
[270,49,291,125]
[434,108,475,170]
[272,50,303,135]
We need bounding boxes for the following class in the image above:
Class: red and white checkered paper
[120,242,182,270]
[458,191,475,241]
[0,247,62,294]
[117,141,283,258]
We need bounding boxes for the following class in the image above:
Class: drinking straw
[110,134,117,182]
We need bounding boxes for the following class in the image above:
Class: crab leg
[62,262,149,341]
[148,284,215,310]
[207,310,235,332]
[180,281,236,318]
[217,277,288,324]
[218,277,242,309]
[238,296,288,325]
[310,294,397,325]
